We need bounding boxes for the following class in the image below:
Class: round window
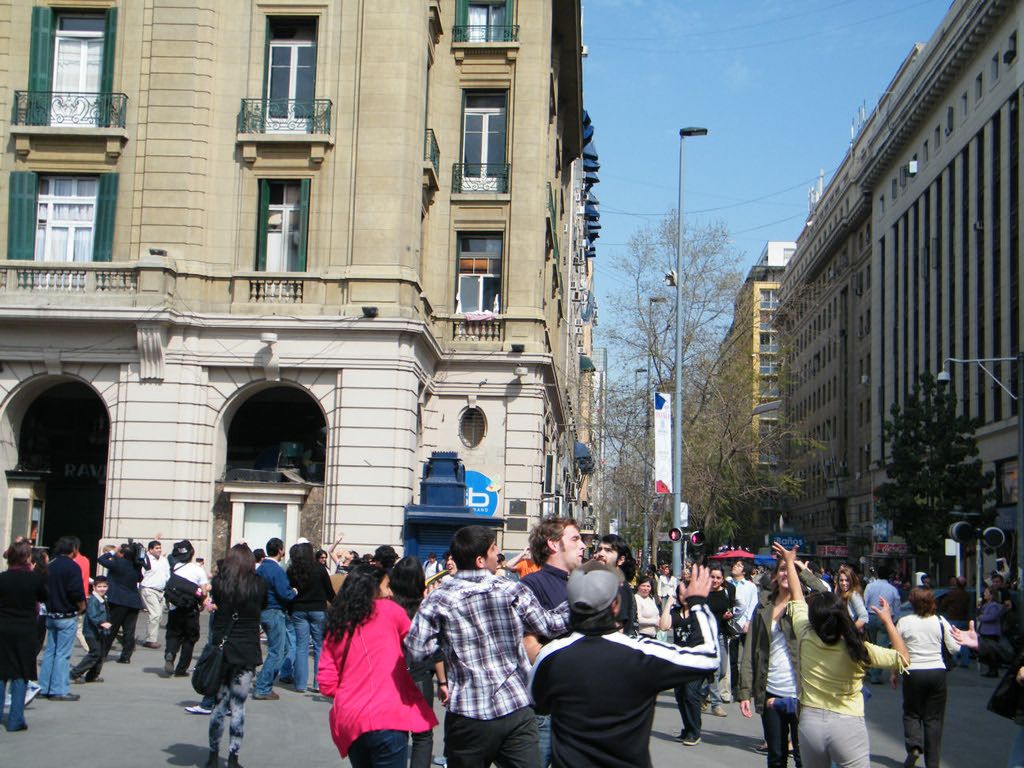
[459,407,486,448]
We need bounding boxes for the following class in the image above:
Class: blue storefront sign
[465,471,500,517]
[770,533,806,551]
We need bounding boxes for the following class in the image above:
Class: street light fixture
[672,126,707,577]
[938,353,1024,626]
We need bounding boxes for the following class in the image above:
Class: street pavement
[2,635,1016,767]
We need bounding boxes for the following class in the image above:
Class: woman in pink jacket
[317,564,437,767]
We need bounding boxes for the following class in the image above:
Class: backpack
[165,566,202,611]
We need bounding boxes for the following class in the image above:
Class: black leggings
[165,609,200,673]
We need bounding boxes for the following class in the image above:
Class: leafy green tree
[875,373,995,557]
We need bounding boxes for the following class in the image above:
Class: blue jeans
[348,729,408,768]
[38,616,77,696]
[949,620,971,667]
[279,613,296,680]
[1,678,28,730]
[535,713,552,767]
[255,608,287,695]
[866,616,890,683]
[1010,725,1024,768]
[291,610,325,692]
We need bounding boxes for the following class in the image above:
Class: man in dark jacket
[529,561,720,768]
[38,536,86,701]
[97,543,144,663]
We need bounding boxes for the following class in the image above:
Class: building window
[455,1,516,42]
[264,18,317,132]
[457,92,508,192]
[27,7,117,127]
[257,179,309,272]
[456,233,502,313]
[35,176,96,262]
[7,171,118,262]
[759,288,778,310]
[975,74,983,102]
[459,407,486,448]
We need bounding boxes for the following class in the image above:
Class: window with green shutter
[455,0,516,42]
[12,174,117,262]
[93,174,119,262]
[256,179,309,272]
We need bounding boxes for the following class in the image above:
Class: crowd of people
[0,524,1021,768]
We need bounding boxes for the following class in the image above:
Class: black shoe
[70,675,85,685]
[47,693,81,702]
[205,750,219,768]
[116,658,131,664]
[904,747,922,768]
[227,753,243,767]
[278,676,294,685]
[173,670,189,677]
[7,723,28,732]
[164,658,174,676]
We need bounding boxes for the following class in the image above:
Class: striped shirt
[405,568,569,720]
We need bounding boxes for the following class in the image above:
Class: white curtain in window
[73,228,93,262]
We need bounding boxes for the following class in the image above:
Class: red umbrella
[708,548,755,560]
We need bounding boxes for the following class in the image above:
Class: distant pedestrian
[204,543,267,768]
[286,542,335,694]
[0,539,48,730]
[139,540,169,649]
[251,537,295,700]
[164,540,208,677]
[423,552,443,579]
[38,536,86,701]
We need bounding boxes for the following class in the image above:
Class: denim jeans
[865,616,890,683]
[279,613,296,680]
[674,678,703,741]
[763,701,801,768]
[255,608,286,695]
[1009,725,1024,768]
[0,678,28,730]
[38,615,77,696]
[348,729,408,768]
[535,713,552,767]
[290,610,325,692]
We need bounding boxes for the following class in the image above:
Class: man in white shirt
[139,540,169,649]
[423,552,443,579]
[163,540,208,677]
[728,560,759,701]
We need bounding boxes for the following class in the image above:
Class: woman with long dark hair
[318,564,436,768]
[894,588,961,768]
[835,564,868,633]
[775,542,909,768]
[0,540,47,731]
[738,557,829,767]
[204,543,267,768]
[286,542,335,694]
[389,556,444,768]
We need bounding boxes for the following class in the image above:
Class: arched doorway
[219,385,327,551]
[10,381,109,562]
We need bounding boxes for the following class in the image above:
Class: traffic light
[688,530,705,548]
[668,528,682,542]
[948,521,976,543]
[982,527,1006,548]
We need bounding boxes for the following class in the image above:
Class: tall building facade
[0,0,592,562]
[781,0,1021,560]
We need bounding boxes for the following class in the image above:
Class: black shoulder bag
[192,612,238,697]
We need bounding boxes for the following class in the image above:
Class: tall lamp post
[672,127,707,577]
[937,352,1024,626]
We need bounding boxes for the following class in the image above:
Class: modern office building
[781,0,1021,559]
[0,0,594,562]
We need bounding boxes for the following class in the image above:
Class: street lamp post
[672,127,707,577]
[938,352,1024,627]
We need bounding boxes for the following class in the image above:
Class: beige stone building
[0,0,594,563]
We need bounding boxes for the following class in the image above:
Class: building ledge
[11,125,129,166]
[236,132,334,167]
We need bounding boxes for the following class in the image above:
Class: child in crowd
[71,575,111,684]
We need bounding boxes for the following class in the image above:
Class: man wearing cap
[528,561,720,768]
[163,540,208,677]
[406,525,570,768]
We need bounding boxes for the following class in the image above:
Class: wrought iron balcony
[237,98,332,135]
[452,25,520,43]
[424,129,440,175]
[12,91,128,128]
[452,163,510,194]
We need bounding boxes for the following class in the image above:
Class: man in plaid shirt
[406,525,570,767]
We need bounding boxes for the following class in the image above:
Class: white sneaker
[185,704,212,715]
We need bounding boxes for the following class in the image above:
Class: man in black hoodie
[528,562,721,768]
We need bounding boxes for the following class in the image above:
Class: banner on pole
[654,392,672,494]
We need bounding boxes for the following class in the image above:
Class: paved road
[3,638,1015,767]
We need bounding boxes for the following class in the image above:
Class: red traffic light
[689,530,705,547]
[668,528,682,542]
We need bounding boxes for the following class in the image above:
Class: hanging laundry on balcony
[463,310,496,321]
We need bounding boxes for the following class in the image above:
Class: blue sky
[581,0,951,281]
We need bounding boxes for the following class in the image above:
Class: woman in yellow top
[774,541,910,768]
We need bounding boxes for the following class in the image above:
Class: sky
[581,0,952,290]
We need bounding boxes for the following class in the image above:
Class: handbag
[939,618,954,671]
[987,666,1022,720]
[191,612,238,697]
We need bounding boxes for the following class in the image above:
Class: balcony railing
[12,91,128,128]
[237,98,332,135]
[2,263,138,294]
[452,163,510,193]
[452,25,520,43]
[424,129,440,175]
[248,279,304,303]
[453,316,503,342]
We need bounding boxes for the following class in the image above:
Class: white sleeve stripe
[603,604,720,670]
[527,632,584,700]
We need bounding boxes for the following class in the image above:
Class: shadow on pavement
[870,756,906,768]
[162,742,209,766]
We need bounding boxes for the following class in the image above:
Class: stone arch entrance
[4,380,109,562]
[214,384,327,554]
